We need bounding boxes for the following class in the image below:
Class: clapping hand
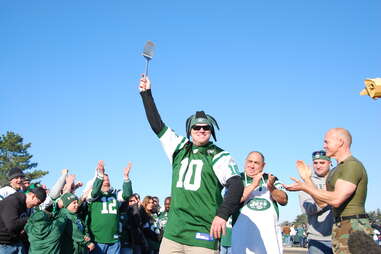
[296,160,312,181]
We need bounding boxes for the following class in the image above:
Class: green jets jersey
[88,175,132,244]
[158,126,239,250]
[220,216,232,247]
[158,211,169,231]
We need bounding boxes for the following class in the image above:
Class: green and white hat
[185,111,219,141]
[60,193,78,208]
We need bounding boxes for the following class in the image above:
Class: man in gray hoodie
[299,150,334,254]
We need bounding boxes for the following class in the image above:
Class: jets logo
[247,198,271,211]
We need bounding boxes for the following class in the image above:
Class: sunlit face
[23,180,31,189]
[145,199,154,211]
[152,198,159,212]
[323,130,341,157]
[128,196,138,206]
[245,152,265,178]
[313,159,330,177]
[66,200,79,213]
[10,176,23,190]
[26,193,43,208]
[191,124,211,146]
[102,174,110,189]
[164,198,171,212]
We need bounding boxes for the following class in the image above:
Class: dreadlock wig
[185,111,220,141]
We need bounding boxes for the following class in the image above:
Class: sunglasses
[312,150,326,157]
[192,125,211,131]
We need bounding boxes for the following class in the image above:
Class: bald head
[324,128,353,161]
[246,151,265,162]
[327,128,352,147]
[245,151,266,177]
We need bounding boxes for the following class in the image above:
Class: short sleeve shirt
[326,156,367,217]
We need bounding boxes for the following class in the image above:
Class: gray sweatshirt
[298,172,333,241]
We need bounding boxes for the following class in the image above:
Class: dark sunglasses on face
[312,150,326,157]
[192,125,211,131]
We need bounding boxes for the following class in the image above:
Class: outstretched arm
[139,75,165,134]
[284,177,356,208]
[90,160,104,199]
[295,160,328,207]
[120,162,133,201]
[49,169,68,199]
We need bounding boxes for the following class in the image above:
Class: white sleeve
[159,127,188,164]
[38,195,53,210]
[212,151,240,186]
[0,186,16,200]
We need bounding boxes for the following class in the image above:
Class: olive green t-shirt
[326,156,367,217]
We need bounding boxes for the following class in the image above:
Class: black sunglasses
[192,125,211,131]
[312,150,326,157]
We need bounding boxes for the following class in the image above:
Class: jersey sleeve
[90,174,103,200]
[158,126,189,164]
[117,180,133,201]
[212,151,240,186]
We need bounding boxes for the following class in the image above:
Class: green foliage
[368,209,381,225]
[293,213,308,226]
[280,220,291,226]
[0,131,48,187]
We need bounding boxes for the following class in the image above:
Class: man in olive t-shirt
[285,128,372,254]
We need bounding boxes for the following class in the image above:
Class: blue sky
[1,0,380,222]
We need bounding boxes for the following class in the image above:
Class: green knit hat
[60,193,78,208]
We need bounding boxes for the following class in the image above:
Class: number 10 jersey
[158,125,239,250]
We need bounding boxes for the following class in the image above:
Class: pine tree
[368,209,381,224]
[0,131,48,187]
[293,213,308,225]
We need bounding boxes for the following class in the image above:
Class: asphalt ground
[283,247,308,254]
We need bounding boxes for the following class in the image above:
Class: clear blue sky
[1,0,380,222]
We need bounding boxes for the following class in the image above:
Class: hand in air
[124,162,132,180]
[139,74,151,92]
[97,160,105,175]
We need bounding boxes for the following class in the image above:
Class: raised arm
[119,162,133,201]
[49,169,68,199]
[62,174,76,194]
[90,161,104,199]
[139,75,165,135]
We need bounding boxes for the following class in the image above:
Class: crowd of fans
[0,162,171,254]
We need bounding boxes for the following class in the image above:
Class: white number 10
[176,159,203,191]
